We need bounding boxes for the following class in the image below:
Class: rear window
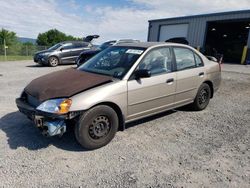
[194,53,204,67]
[173,47,196,71]
[63,43,74,50]
[73,42,89,48]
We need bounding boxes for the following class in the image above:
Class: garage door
[159,24,189,41]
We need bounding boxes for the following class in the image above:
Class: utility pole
[3,38,7,61]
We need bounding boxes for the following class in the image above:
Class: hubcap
[89,116,110,139]
[50,57,58,66]
[198,89,208,105]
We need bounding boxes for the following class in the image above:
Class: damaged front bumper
[16,98,79,137]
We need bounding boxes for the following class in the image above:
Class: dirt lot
[0,61,249,187]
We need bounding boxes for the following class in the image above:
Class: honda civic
[16,42,221,149]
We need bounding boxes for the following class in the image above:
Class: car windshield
[48,43,62,51]
[78,46,145,79]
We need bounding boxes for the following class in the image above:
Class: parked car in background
[34,35,99,67]
[76,39,140,67]
[33,41,92,66]
[165,37,189,45]
[16,42,221,149]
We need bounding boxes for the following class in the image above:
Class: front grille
[27,94,41,107]
[34,54,38,60]
[22,92,41,107]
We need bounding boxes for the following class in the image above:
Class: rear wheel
[75,105,118,150]
[191,83,211,111]
[48,56,59,67]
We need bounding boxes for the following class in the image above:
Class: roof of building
[149,9,250,22]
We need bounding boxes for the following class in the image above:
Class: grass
[0,55,33,61]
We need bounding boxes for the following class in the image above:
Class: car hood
[35,49,53,55]
[24,68,113,102]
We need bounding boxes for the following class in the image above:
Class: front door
[60,43,74,63]
[127,47,176,120]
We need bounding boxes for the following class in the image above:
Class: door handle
[199,72,204,76]
[166,78,174,84]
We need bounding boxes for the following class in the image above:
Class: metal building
[148,10,250,64]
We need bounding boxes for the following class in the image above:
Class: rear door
[70,42,91,62]
[173,47,205,106]
[127,47,176,120]
[60,43,91,63]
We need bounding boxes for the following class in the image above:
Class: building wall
[148,10,250,50]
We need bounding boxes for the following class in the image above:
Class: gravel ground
[0,61,249,187]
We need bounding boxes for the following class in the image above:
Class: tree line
[36,29,82,46]
[0,28,82,56]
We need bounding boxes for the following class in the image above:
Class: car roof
[60,41,88,44]
[104,40,117,43]
[116,39,140,43]
[114,42,162,48]
[114,42,179,48]
[115,41,193,49]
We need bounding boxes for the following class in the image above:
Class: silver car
[16,42,221,149]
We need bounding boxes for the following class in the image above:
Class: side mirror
[134,69,151,79]
[60,47,64,51]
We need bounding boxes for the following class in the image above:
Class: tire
[48,56,59,67]
[191,83,211,111]
[75,105,119,150]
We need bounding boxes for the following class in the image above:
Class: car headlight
[36,98,72,114]
[39,53,49,57]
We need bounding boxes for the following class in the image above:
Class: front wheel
[48,56,59,67]
[75,105,119,150]
[191,83,211,111]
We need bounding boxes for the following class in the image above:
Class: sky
[0,0,250,43]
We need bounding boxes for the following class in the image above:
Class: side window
[173,48,196,71]
[71,43,83,49]
[73,43,82,48]
[77,42,89,48]
[62,43,73,50]
[137,47,172,76]
[194,53,203,67]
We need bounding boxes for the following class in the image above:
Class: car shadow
[125,110,176,129]
[26,64,45,68]
[173,104,197,112]
[125,105,194,129]
[0,111,86,152]
[26,63,76,68]
[0,106,192,151]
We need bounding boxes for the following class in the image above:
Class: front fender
[69,80,128,117]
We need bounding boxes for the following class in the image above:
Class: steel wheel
[191,83,211,111]
[89,116,111,140]
[75,105,119,150]
[198,88,209,105]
